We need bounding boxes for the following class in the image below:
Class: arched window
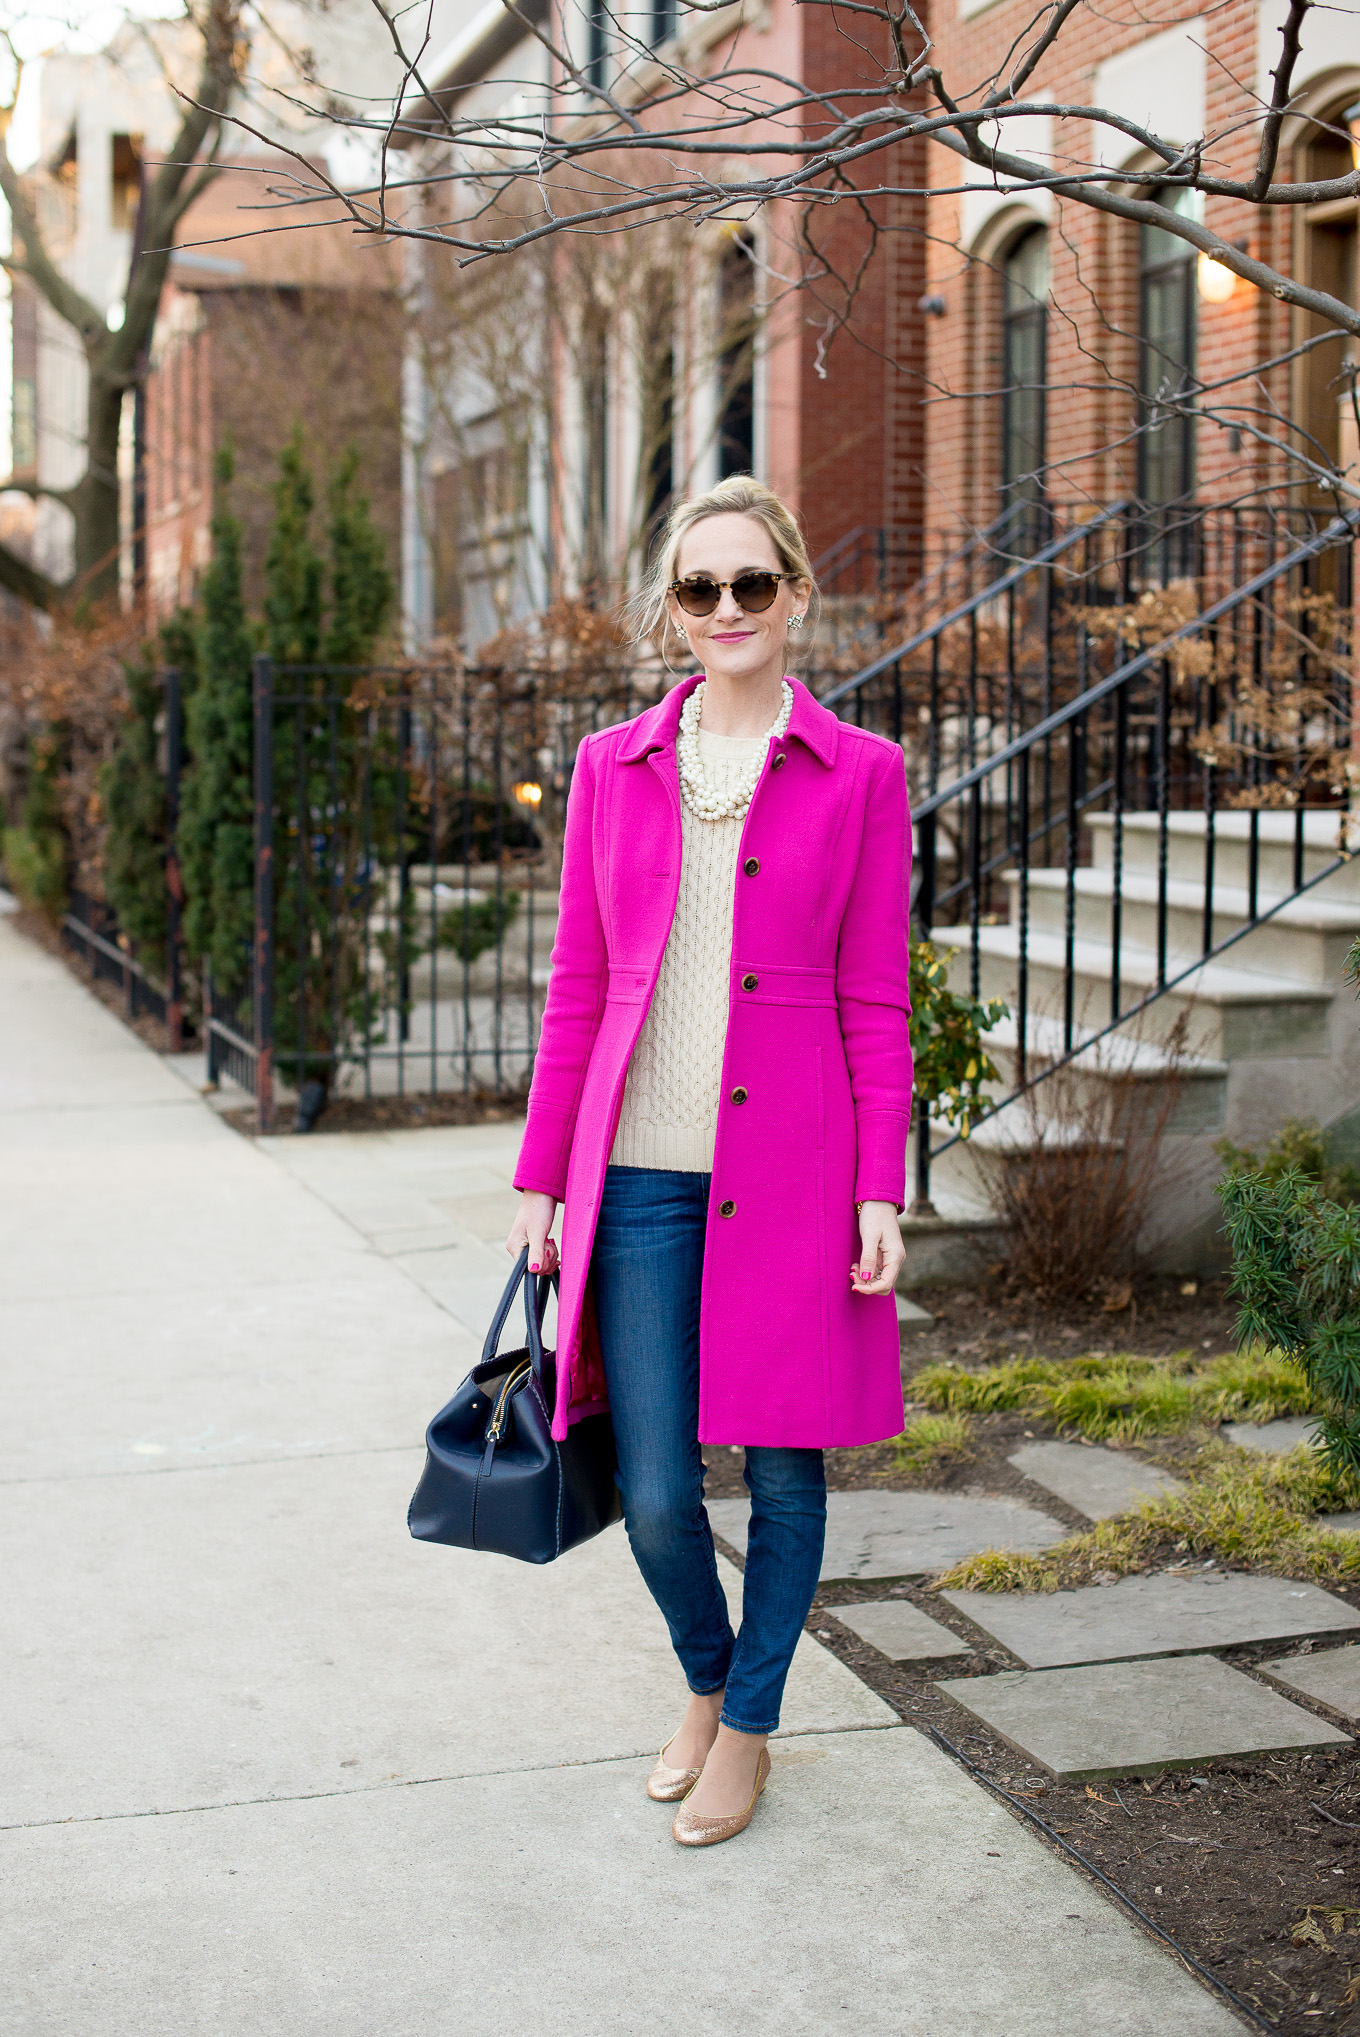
[1001,226,1049,543]
[1299,100,1360,492]
[1139,189,1197,506]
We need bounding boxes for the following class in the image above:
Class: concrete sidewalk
[0,917,1241,2035]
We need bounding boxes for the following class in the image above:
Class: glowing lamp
[1197,254,1237,304]
[512,781,543,807]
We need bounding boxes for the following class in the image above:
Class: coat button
[719,1199,736,1217]
[741,973,758,991]
[743,857,760,876]
[730,1085,748,1104]
[771,751,787,770]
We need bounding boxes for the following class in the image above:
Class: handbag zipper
[486,1358,532,1445]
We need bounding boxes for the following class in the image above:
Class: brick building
[918,0,1360,551]
[142,159,402,622]
[397,0,930,647]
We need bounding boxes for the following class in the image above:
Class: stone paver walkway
[0,918,1242,2035]
[939,1655,1350,1780]
[1008,1440,1184,1519]
[1262,1643,1360,1721]
[708,1488,1068,1580]
[944,1570,1360,1669]
[1224,1417,1321,1453]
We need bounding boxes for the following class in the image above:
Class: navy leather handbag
[407,1247,623,1563]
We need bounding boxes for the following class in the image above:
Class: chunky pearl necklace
[676,680,794,823]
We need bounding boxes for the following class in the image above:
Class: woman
[506,475,912,1847]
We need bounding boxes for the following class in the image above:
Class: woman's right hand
[506,1190,559,1276]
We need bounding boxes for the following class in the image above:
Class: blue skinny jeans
[590,1164,826,1736]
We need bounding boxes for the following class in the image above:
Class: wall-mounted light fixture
[512,781,543,807]
[1197,254,1238,303]
[918,293,948,318]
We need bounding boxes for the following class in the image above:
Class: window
[717,236,756,479]
[585,4,608,89]
[651,0,677,45]
[12,379,36,471]
[111,134,143,232]
[1000,227,1048,544]
[1139,189,1197,506]
[1299,100,1360,492]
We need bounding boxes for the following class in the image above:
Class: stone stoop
[908,810,1360,1281]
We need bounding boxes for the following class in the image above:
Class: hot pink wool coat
[513,674,913,1448]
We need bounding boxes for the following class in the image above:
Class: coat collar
[617,674,839,768]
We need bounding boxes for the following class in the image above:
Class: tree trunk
[70,371,126,604]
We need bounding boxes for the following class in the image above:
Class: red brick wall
[917,0,1298,548]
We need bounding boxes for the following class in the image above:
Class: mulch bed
[703,1276,1360,2033]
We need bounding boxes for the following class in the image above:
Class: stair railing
[820,503,1135,790]
[903,507,1360,1214]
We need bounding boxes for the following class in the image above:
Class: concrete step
[1087,810,1360,898]
[1006,866,1360,983]
[976,1010,1229,1134]
[932,921,1332,1059]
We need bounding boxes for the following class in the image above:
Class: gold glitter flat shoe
[671,1747,771,1847]
[647,1738,704,1803]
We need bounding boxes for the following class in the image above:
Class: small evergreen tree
[178,448,255,1002]
[102,612,201,974]
[265,428,323,666]
[1219,941,1360,1476]
[264,436,397,1100]
[101,648,168,968]
[2,735,67,915]
[323,445,394,665]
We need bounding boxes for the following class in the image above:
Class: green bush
[3,741,67,915]
[1217,1118,1360,1206]
[177,447,255,1001]
[437,891,521,966]
[910,940,1007,1136]
[102,648,171,970]
[1219,1163,1360,1475]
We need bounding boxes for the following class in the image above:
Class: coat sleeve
[513,734,608,1200]
[835,742,914,1209]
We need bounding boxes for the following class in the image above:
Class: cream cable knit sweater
[611,727,766,1173]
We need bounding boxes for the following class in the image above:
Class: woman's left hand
[850,1201,905,1297]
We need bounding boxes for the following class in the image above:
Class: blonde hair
[631,476,818,643]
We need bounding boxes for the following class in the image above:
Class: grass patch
[934,1443,1360,1594]
[912,1348,1311,1442]
[895,1411,974,1474]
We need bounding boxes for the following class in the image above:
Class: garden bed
[703,1278,1360,2031]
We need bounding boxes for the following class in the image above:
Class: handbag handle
[482,1247,559,1384]
[523,1264,559,1382]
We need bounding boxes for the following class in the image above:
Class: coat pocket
[815,1039,826,1151]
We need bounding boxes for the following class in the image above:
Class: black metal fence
[217,658,673,1127]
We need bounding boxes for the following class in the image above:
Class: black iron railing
[900,507,1360,1212]
[61,888,173,1027]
